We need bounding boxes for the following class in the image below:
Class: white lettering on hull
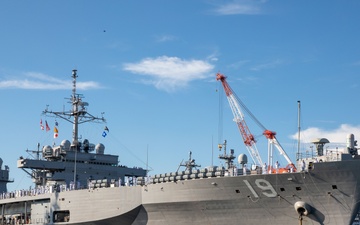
[243,180,259,198]
[243,179,277,198]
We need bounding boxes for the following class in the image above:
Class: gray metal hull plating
[2,160,360,225]
[135,160,360,225]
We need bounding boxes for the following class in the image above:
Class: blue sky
[1,0,359,191]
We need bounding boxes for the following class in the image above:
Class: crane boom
[216,73,263,166]
[263,130,293,166]
[217,72,296,170]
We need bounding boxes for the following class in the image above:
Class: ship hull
[134,160,360,225]
[1,160,360,225]
[63,206,142,225]
[0,187,143,225]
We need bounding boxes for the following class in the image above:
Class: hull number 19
[243,179,277,198]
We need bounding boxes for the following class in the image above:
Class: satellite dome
[61,140,71,151]
[95,143,105,154]
[238,154,248,165]
[43,145,53,157]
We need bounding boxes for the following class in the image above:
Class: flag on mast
[40,119,44,130]
[54,126,59,138]
[45,120,50,132]
[102,131,107,137]
[102,126,109,137]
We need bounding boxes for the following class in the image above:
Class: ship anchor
[294,201,311,225]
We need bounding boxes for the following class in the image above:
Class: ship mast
[297,100,301,161]
[43,69,106,189]
[43,69,106,147]
[72,69,80,145]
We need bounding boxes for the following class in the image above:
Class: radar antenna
[179,151,201,171]
[218,140,235,170]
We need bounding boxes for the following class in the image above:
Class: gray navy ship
[0,70,360,225]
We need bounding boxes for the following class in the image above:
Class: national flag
[45,120,50,132]
[54,126,59,138]
[40,119,44,130]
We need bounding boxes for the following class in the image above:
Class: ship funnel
[294,201,311,216]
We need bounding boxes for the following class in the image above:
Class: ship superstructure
[0,70,359,225]
[0,158,12,193]
[17,70,146,189]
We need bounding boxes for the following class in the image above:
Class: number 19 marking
[243,179,277,198]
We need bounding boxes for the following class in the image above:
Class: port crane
[216,72,296,171]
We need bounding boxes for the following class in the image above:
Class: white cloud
[123,56,214,92]
[212,0,267,15]
[0,72,102,90]
[290,124,360,144]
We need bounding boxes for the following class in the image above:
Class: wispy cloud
[0,72,102,90]
[237,75,259,84]
[123,56,214,92]
[206,51,220,62]
[154,34,178,42]
[351,60,360,66]
[290,124,360,144]
[250,59,283,71]
[211,0,267,15]
[228,60,250,70]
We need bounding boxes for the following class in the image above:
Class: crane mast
[216,72,296,171]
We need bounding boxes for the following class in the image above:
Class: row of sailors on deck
[261,161,297,174]
[1,216,30,225]
[261,160,307,174]
[0,184,69,199]
[0,178,138,200]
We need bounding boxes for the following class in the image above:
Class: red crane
[216,72,296,171]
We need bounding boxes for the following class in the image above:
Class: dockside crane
[216,72,296,171]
